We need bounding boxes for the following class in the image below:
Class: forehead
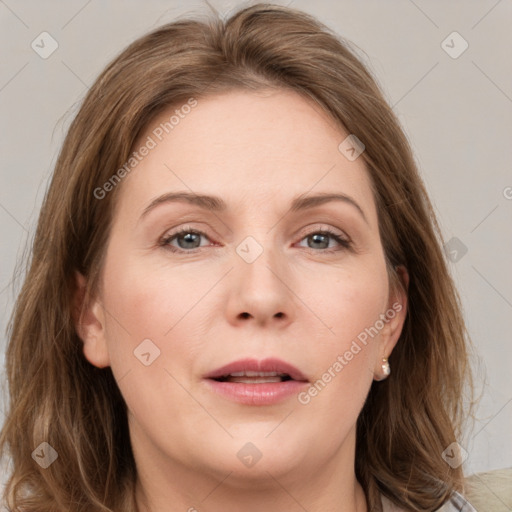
[116,88,376,222]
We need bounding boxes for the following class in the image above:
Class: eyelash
[158,225,352,254]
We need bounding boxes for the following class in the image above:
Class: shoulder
[439,490,478,511]
[381,491,478,511]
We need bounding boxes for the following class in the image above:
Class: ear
[72,271,111,369]
[374,265,409,377]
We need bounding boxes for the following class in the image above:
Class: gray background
[0,0,511,481]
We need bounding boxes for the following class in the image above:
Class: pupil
[310,233,328,249]
[179,233,200,248]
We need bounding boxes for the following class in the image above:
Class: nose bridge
[228,232,294,324]
[235,234,283,293]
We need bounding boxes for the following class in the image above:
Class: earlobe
[72,271,111,369]
[373,265,409,381]
[373,357,391,381]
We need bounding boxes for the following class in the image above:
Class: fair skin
[75,88,408,512]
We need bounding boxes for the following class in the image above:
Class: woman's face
[78,89,407,491]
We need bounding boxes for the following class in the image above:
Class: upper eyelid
[164,223,347,237]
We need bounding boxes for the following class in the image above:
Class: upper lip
[204,357,308,382]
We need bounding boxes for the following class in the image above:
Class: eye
[296,227,351,253]
[159,225,352,254]
[159,227,213,253]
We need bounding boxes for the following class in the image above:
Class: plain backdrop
[0,0,511,483]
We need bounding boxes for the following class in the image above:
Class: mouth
[203,358,309,405]
[204,357,308,383]
[211,370,295,384]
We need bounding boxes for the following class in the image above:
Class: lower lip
[204,379,309,405]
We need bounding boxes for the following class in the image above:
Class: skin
[75,88,408,512]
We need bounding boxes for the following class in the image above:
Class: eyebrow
[140,191,368,224]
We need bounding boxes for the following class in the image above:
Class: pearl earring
[381,358,390,377]
[374,358,391,381]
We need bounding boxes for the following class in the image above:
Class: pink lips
[203,357,309,406]
[204,357,308,382]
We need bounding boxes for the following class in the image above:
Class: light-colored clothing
[381,490,478,511]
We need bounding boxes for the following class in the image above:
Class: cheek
[103,245,210,326]
[300,257,389,349]
[294,259,388,406]
[99,250,212,379]
[98,253,212,437]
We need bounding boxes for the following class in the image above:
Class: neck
[136,472,367,512]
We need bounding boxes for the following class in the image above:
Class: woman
[0,3,476,511]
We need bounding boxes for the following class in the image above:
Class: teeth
[211,370,293,383]
[228,377,283,384]
[227,371,285,377]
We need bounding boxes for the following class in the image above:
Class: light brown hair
[0,3,473,511]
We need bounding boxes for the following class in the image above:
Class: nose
[224,243,296,329]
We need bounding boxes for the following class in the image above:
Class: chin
[198,432,309,485]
